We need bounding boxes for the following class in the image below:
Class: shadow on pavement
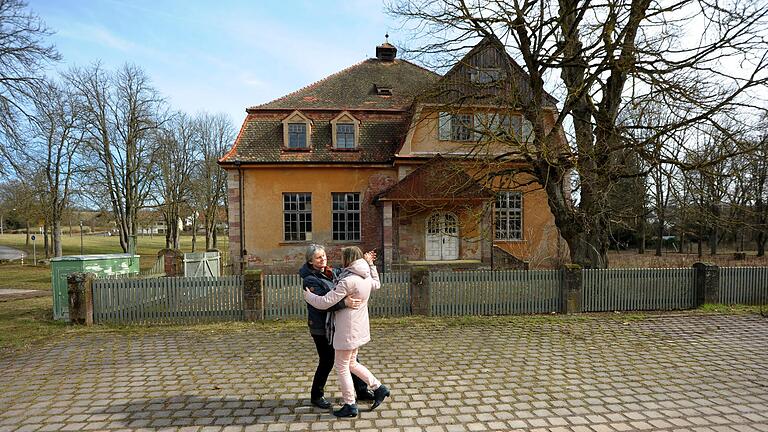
[99,395,344,428]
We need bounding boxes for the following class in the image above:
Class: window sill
[281,147,312,152]
[279,241,312,246]
[494,239,527,243]
[330,147,360,152]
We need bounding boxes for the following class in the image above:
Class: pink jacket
[304,258,381,350]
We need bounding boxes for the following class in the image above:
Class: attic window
[375,84,392,96]
[470,68,502,84]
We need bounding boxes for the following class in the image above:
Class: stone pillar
[158,249,184,277]
[561,264,582,314]
[67,272,95,325]
[243,269,264,321]
[409,266,430,316]
[693,262,720,306]
[382,201,394,272]
[227,170,243,275]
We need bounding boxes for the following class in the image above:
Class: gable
[418,35,558,108]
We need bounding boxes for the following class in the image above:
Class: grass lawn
[0,233,229,290]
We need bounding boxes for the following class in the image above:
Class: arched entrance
[426,212,459,260]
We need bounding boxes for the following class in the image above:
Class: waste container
[50,254,140,320]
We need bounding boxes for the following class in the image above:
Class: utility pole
[80,221,84,255]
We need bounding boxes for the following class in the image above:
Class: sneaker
[332,403,358,417]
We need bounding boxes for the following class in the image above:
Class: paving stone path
[1,314,767,431]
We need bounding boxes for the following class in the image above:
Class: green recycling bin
[50,254,140,320]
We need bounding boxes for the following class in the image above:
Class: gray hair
[305,244,325,263]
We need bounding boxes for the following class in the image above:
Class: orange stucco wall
[237,166,396,271]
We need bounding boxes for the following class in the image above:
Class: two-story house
[219,36,567,273]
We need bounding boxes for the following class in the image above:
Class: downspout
[236,161,245,268]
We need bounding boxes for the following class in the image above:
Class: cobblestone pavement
[1,314,767,432]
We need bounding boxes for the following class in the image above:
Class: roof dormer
[282,110,312,150]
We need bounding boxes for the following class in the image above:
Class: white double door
[426,212,459,261]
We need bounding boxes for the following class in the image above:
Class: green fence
[430,270,561,315]
[582,268,695,312]
[93,276,242,324]
[719,267,768,305]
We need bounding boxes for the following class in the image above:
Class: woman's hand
[344,296,362,308]
[364,250,377,265]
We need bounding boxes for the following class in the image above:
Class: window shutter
[438,112,452,140]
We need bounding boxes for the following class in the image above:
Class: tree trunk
[757,231,766,257]
[638,217,645,254]
[191,213,197,253]
[43,221,50,259]
[53,220,62,257]
[25,221,30,246]
[655,215,664,257]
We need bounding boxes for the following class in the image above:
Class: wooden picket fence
[263,272,410,319]
[93,276,242,324]
[89,266,768,324]
[430,270,561,315]
[582,268,696,312]
[719,267,768,305]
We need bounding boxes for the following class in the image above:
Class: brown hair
[341,246,364,267]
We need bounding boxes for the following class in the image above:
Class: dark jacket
[299,262,345,335]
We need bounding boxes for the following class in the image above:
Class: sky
[29,0,400,125]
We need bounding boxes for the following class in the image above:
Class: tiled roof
[377,155,494,201]
[252,58,440,111]
[219,113,408,164]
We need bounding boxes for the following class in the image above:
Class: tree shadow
[99,394,335,428]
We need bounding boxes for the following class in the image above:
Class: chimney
[376,33,397,61]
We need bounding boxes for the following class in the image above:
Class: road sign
[31,234,36,241]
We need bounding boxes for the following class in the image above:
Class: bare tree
[154,113,196,250]
[8,79,85,257]
[0,0,59,175]
[388,0,768,268]
[66,63,165,252]
[193,112,234,251]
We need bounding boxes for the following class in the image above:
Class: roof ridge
[398,58,442,79]
[250,58,373,110]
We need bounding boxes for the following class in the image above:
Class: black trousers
[311,334,369,399]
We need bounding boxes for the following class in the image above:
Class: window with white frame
[283,193,312,241]
[287,123,307,148]
[495,191,522,240]
[336,124,355,149]
[438,113,474,141]
[465,112,535,143]
[332,192,360,241]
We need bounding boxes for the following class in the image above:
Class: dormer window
[288,123,307,148]
[282,110,312,149]
[375,84,392,96]
[331,111,360,149]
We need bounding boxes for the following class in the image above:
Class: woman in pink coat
[303,246,390,417]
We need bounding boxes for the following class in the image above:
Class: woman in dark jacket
[300,244,374,409]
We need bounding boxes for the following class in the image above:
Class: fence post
[158,249,184,277]
[67,272,95,325]
[243,269,264,321]
[409,266,430,316]
[561,264,582,314]
[693,262,719,307]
